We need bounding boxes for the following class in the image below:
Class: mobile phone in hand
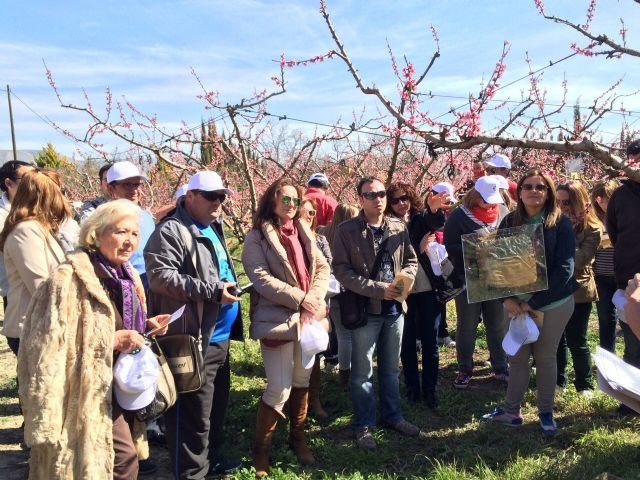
[232,283,253,296]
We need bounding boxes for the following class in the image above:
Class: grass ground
[1,283,640,478]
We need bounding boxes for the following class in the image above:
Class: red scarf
[279,221,310,293]
[471,204,499,224]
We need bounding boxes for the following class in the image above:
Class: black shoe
[138,459,158,476]
[208,458,242,477]
[423,391,438,410]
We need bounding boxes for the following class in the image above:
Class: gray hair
[79,199,142,249]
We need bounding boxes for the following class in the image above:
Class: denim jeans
[454,295,508,375]
[595,275,618,352]
[330,300,353,371]
[557,302,594,391]
[401,292,440,395]
[351,313,404,429]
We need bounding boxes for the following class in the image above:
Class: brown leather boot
[308,358,328,419]
[288,387,315,465]
[252,400,282,478]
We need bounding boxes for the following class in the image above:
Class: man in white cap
[485,153,518,200]
[99,160,156,289]
[144,170,243,478]
[305,172,338,227]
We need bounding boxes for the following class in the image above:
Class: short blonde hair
[79,199,142,250]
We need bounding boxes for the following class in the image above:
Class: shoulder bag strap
[369,236,391,280]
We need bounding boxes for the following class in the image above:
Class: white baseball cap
[485,153,511,169]
[175,184,188,200]
[308,173,329,186]
[502,313,540,356]
[113,345,159,411]
[187,171,234,195]
[432,181,456,202]
[487,174,509,190]
[106,161,148,184]
[474,176,504,204]
[300,320,329,369]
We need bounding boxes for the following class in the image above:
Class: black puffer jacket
[607,179,640,288]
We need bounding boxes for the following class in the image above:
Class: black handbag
[155,334,205,394]
[338,289,369,330]
[338,237,390,330]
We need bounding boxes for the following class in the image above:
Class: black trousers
[164,340,230,480]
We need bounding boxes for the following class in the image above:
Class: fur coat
[18,249,144,479]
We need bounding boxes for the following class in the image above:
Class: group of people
[1,139,640,479]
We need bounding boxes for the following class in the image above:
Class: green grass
[214,303,640,480]
[2,279,640,478]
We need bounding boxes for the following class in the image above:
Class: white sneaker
[437,336,456,347]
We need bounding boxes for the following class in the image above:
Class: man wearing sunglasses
[305,172,338,226]
[485,153,518,201]
[332,176,419,450]
[145,171,243,478]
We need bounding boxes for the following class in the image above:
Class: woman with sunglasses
[590,179,621,352]
[444,175,510,389]
[483,169,578,436]
[555,181,601,395]
[242,178,329,477]
[299,197,332,419]
[386,182,448,408]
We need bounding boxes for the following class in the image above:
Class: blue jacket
[500,213,578,310]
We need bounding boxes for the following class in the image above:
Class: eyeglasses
[303,209,316,217]
[361,191,386,201]
[390,195,410,205]
[281,195,300,207]
[197,190,226,203]
[115,181,143,190]
[520,183,548,192]
[558,199,571,207]
[486,167,502,175]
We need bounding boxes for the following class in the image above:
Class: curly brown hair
[252,178,303,230]
[385,182,420,217]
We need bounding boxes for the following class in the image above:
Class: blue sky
[0,0,638,158]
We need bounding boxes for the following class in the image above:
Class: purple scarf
[90,251,146,333]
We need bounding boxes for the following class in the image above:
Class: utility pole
[7,85,18,161]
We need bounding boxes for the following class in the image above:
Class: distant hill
[0,150,38,165]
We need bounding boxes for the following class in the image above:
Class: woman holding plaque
[556,181,602,395]
[483,169,578,437]
[444,175,510,390]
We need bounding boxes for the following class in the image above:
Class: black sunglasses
[390,195,410,205]
[197,190,227,203]
[520,183,548,192]
[361,191,386,200]
[558,199,571,207]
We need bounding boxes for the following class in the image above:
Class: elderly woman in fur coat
[18,199,170,480]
